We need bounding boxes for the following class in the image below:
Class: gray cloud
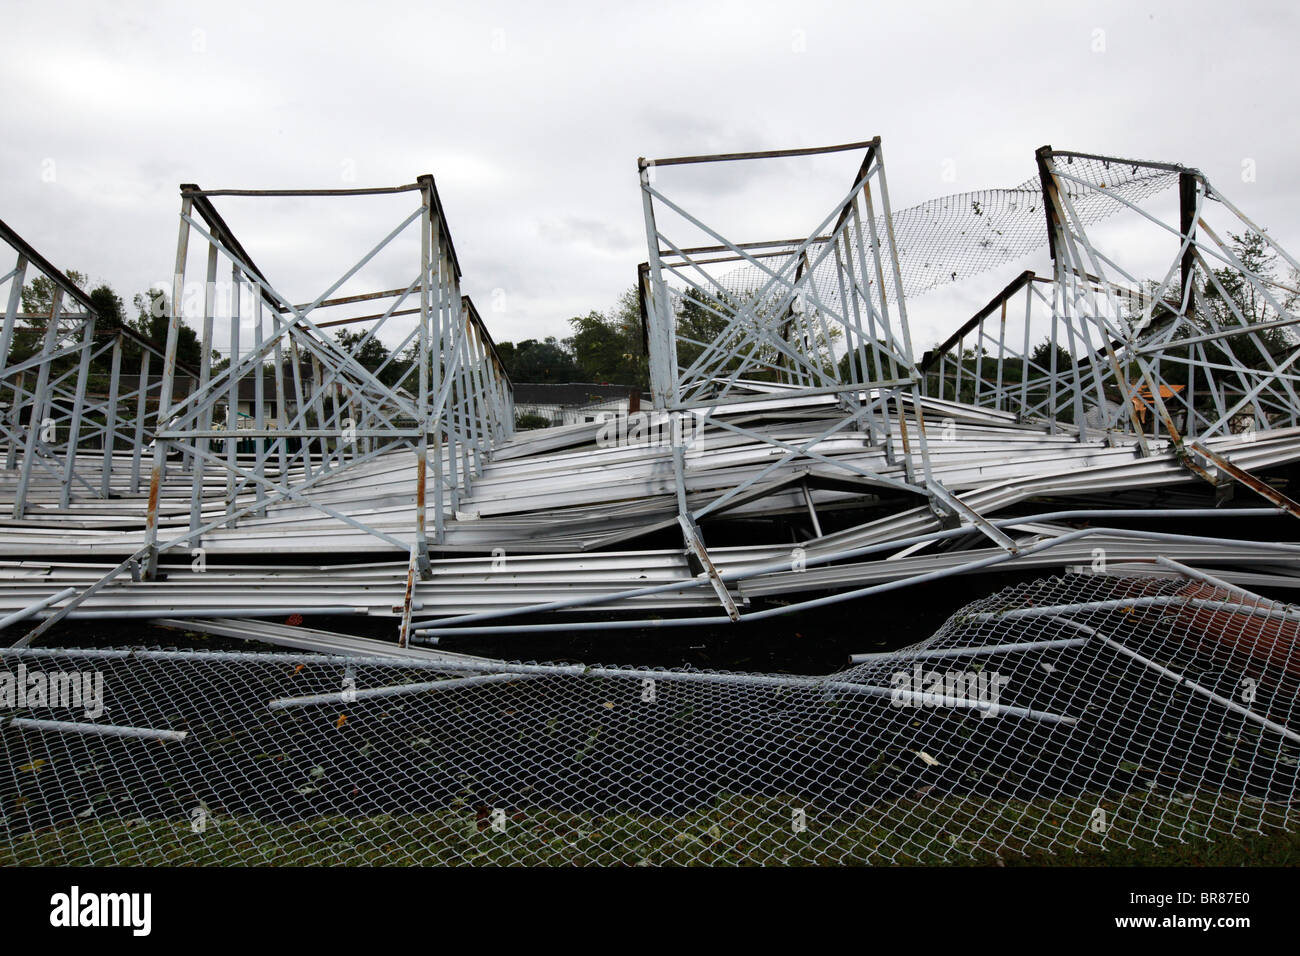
[1,0,1297,350]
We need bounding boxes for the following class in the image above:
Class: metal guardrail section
[631,140,1300,624]
[0,179,516,644]
[149,180,515,575]
[3,143,1300,646]
[0,217,186,518]
[920,151,1300,448]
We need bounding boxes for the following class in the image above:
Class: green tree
[566,310,625,379]
[1132,233,1300,417]
[503,337,583,382]
[335,328,409,388]
[5,271,91,372]
[20,270,87,315]
[1028,339,1071,373]
[675,287,737,374]
[88,285,125,329]
[839,339,903,384]
[1200,231,1295,369]
[564,291,648,388]
[674,286,839,384]
[129,289,203,371]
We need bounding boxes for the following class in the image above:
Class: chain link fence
[716,154,1179,310]
[2,571,1296,865]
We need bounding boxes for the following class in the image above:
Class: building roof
[512,382,636,406]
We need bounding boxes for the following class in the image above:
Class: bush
[514,413,551,431]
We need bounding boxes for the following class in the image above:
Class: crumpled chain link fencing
[2,572,1296,865]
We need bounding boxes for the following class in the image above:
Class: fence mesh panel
[714,155,1179,310]
[2,571,1296,865]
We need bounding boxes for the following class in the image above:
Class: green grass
[4,790,1297,866]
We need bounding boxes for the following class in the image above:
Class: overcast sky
[3,0,1298,354]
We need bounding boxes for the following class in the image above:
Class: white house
[512,383,642,428]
